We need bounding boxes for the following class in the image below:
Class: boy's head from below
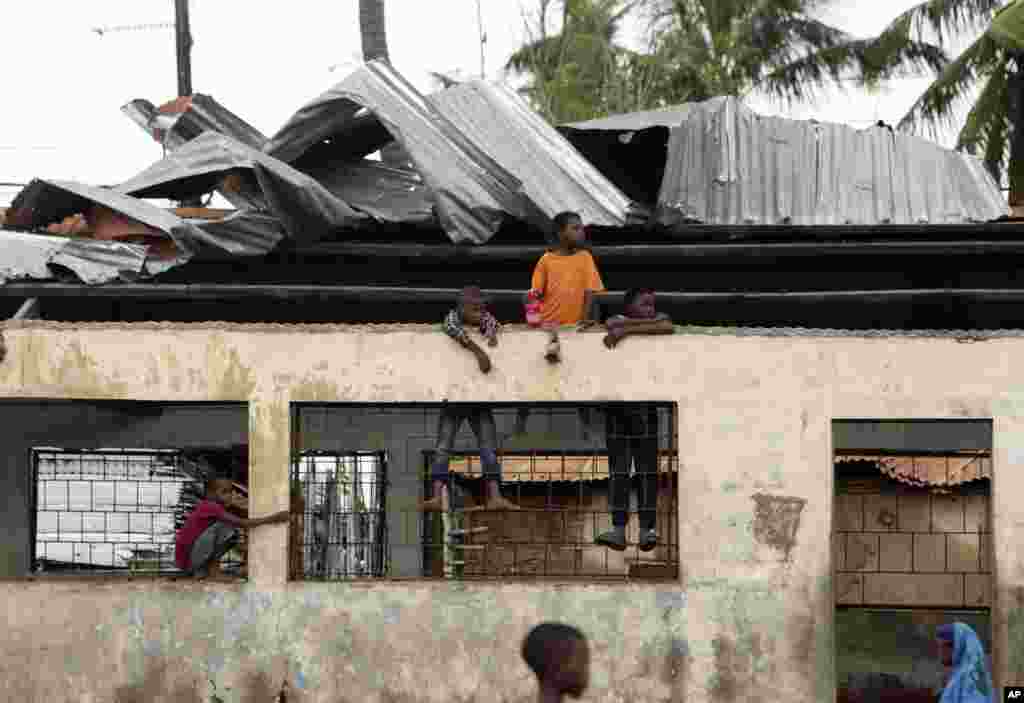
[623,288,657,319]
[206,478,234,504]
[553,212,585,252]
[522,623,590,699]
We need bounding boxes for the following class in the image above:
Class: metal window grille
[292,402,679,581]
[290,451,388,579]
[32,448,197,574]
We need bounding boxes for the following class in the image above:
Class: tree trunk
[1009,58,1024,209]
[359,0,390,64]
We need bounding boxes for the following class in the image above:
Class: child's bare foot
[420,495,449,512]
[483,495,521,511]
[603,330,624,349]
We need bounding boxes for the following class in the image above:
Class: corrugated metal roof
[836,454,991,490]
[121,94,267,152]
[449,453,677,484]
[0,229,148,285]
[4,178,287,278]
[115,131,365,245]
[428,81,637,230]
[657,97,1009,226]
[266,61,635,243]
[563,104,699,131]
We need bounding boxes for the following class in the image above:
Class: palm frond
[898,31,1003,136]
[758,36,947,104]
[882,0,1005,43]
[957,68,1009,155]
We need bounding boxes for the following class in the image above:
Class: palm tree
[647,0,947,105]
[359,0,390,64]
[878,1,1017,200]
[508,0,661,123]
[509,0,946,125]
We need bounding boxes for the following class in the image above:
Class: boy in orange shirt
[526,212,605,363]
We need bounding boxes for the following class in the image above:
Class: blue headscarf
[937,622,993,703]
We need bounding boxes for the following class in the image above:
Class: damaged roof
[657,97,1008,226]
[266,61,637,243]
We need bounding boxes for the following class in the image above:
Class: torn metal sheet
[7,179,200,258]
[427,81,635,228]
[267,61,527,244]
[6,178,285,265]
[188,210,285,256]
[0,229,148,285]
[306,160,435,225]
[117,132,366,243]
[657,97,1009,226]
[121,94,267,152]
[563,104,698,131]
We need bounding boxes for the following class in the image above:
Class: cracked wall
[0,323,1023,701]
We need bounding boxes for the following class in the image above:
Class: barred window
[291,452,387,579]
[291,402,679,581]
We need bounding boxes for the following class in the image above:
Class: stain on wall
[750,493,807,562]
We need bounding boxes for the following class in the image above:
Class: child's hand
[603,329,625,349]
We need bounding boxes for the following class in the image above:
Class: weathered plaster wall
[0,322,1022,702]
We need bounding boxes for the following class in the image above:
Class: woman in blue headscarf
[936,622,994,703]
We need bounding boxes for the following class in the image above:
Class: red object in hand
[525,290,543,327]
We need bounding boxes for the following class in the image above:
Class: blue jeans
[430,405,501,483]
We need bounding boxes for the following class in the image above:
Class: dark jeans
[430,405,501,483]
[606,404,659,530]
[188,521,239,575]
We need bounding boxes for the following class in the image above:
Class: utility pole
[475,0,486,79]
[174,0,193,97]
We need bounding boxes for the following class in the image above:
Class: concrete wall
[1,322,1023,702]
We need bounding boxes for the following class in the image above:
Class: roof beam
[290,240,1024,261]
[1,284,1024,306]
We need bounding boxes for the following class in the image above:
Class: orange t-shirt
[530,250,605,326]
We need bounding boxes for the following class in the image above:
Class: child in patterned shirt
[443,286,500,373]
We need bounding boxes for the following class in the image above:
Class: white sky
[0,0,990,204]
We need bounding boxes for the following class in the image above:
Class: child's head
[553,212,585,250]
[206,478,234,504]
[457,286,488,326]
[521,623,590,699]
[623,288,657,319]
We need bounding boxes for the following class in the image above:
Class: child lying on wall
[525,211,605,363]
[175,478,289,580]
[603,288,674,349]
[443,286,500,374]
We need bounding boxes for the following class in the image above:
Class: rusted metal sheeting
[267,61,634,243]
[0,229,148,285]
[836,453,991,489]
[428,81,636,229]
[658,96,1009,227]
